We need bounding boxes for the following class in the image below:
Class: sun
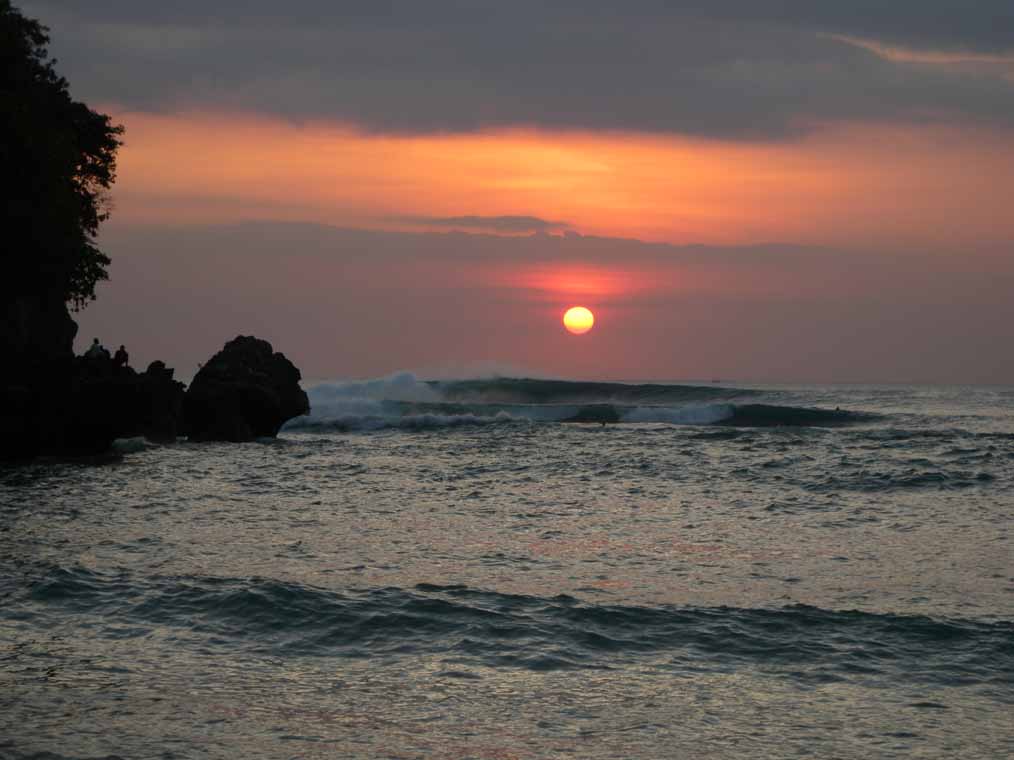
[563,306,595,335]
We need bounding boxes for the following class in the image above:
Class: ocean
[1,378,1012,759]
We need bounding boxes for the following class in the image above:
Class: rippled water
[1,382,1012,758]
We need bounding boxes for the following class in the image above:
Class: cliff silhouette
[0,3,307,458]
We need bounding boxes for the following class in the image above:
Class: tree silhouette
[1,1,123,310]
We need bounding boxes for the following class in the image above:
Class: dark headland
[0,3,307,460]
[0,326,309,460]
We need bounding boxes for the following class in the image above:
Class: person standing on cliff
[113,345,129,368]
[85,338,105,359]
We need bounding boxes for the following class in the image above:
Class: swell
[286,376,881,431]
[717,404,874,427]
[18,568,1014,682]
[283,408,518,432]
[431,377,754,405]
[284,400,875,431]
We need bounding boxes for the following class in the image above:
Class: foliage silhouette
[1,0,123,310]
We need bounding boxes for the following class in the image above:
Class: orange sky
[76,106,1014,382]
[31,0,1014,382]
[110,109,1014,251]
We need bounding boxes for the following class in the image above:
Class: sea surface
[1,378,1012,759]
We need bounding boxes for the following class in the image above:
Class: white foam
[292,372,440,428]
[284,373,525,432]
[286,373,738,432]
[307,371,441,405]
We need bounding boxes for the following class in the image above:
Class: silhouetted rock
[0,4,188,460]
[1,292,78,366]
[0,291,186,459]
[43,355,186,456]
[0,291,81,459]
[137,362,186,442]
[184,336,309,442]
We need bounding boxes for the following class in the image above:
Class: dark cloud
[686,1,1014,54]
[20,1,1014,138]
[394,216,570,234]
[25,1,1014,52]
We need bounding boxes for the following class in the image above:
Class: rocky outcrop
[59,359,186,452]
[138,362,187,442]
[1,291,78,459]
[0,292,189,459]
[184,336,309,442]
[1,355,187,460]
[0,302,305,457]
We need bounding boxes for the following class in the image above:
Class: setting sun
[563,306,595,335]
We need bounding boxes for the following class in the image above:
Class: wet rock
[184,336,309,442]
[0,288,186,459]
[138,361,186,442]
[0,291,185,458]
[56,357,186,454]
[0,352,186,459]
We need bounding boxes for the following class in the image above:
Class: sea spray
[287,375,871,430]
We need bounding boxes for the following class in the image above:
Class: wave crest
[24,567,1013,679]
[285,375,874,432]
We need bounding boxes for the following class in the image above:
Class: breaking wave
[284,374,876,432]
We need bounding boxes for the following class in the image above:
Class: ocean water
[1,378,1012,759]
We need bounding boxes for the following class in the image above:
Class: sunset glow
[107,109,1014,250]
[28,1,1011,383]
[8,4,1014,755]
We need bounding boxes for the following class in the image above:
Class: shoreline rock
[0,293,307,458]
[183,336,309,442]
